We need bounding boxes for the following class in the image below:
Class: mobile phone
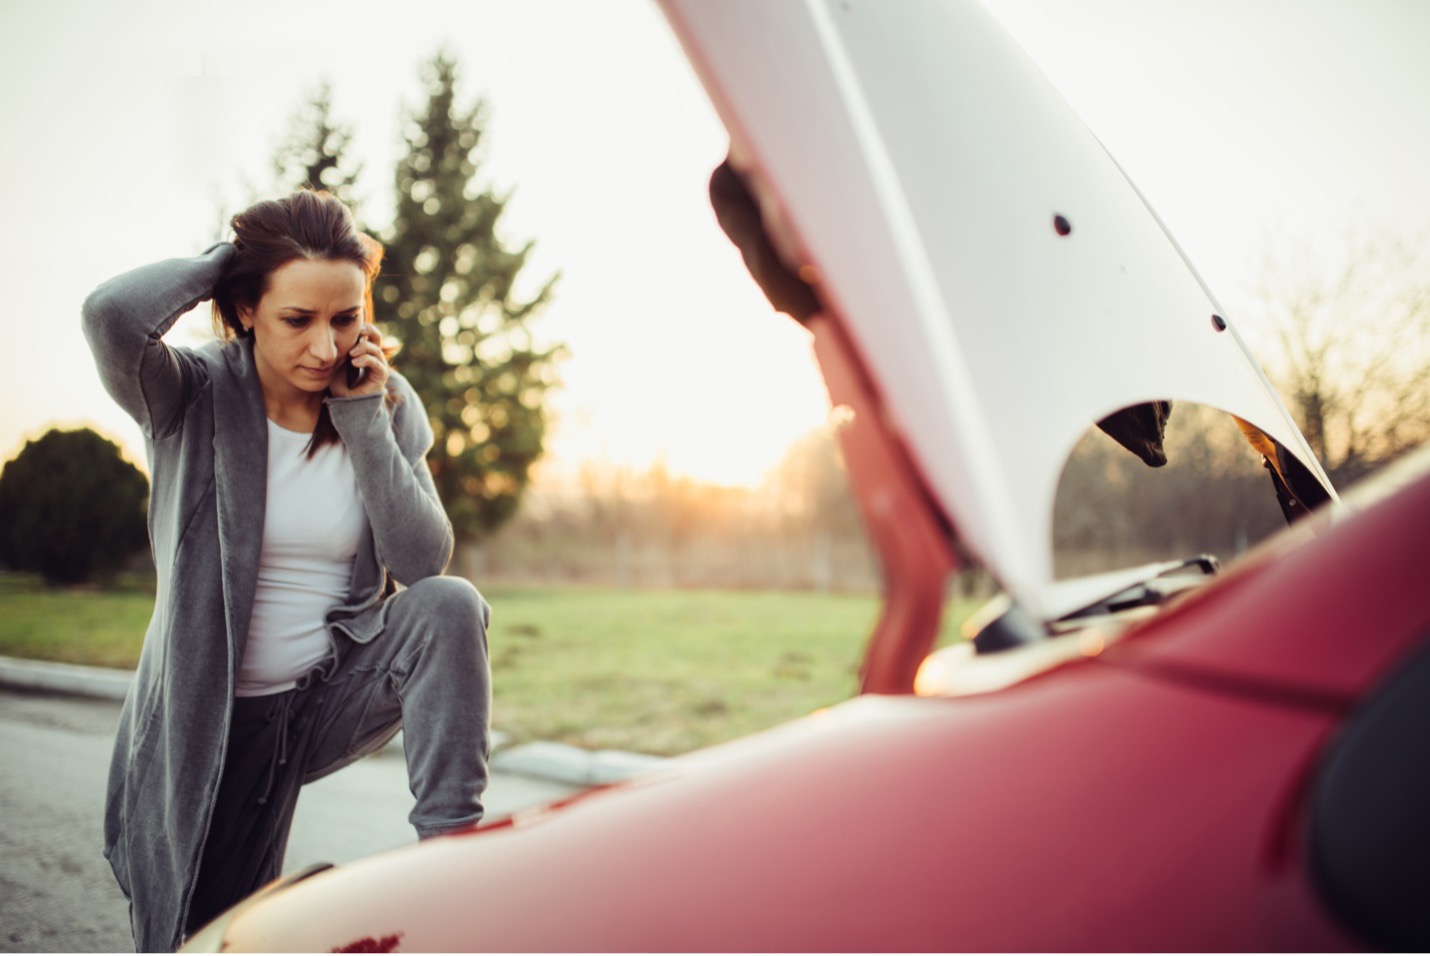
[345,358,365,389]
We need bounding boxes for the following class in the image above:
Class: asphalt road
[0,687,575,953]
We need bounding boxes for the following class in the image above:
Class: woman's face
[240,257,367,401]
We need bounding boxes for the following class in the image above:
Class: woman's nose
[308,328,339,363]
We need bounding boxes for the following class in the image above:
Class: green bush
[0,428,149,585]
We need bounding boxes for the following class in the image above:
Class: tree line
[461,395,1414,593]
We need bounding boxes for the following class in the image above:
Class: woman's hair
[212,190,395,456]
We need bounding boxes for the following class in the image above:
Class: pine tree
[272,81,364,213]
[376,52,562,546]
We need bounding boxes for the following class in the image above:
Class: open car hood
[660,0,1335,620]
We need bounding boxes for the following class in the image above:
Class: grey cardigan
[82,243,453,952]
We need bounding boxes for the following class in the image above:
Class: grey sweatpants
[185,576,491,936]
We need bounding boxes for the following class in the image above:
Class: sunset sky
[1,0,1426,488]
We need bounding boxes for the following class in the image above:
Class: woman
[82,190,492,952]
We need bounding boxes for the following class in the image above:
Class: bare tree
[1253,233,1430,484]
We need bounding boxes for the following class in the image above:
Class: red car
[184,2,1429,951]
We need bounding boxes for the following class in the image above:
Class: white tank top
[236,419,369,697]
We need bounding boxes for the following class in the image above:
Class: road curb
[0,656,666,787]
[489,741,667,787]
[0,655,132,701]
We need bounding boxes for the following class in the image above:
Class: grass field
[0,573,159,668]
[0,574,977,755]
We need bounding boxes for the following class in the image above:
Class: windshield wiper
[969,555,1220,654]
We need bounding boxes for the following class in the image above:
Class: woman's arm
[328,374,455,584]
[81,243,235,437]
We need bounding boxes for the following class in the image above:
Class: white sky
[1,0,1427,487]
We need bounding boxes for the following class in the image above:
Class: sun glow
[544,314,832,489]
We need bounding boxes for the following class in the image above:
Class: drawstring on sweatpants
[249,669,330,807]
[255,692,296,806]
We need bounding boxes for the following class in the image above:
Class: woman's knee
[401,576,490,640]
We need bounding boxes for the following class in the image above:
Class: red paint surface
[808,313,958,695]
[331,932,402,953]
[213,464,1428,951]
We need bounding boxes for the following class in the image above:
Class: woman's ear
[236,304,254,333]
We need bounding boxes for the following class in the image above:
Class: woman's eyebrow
[278,305,364,314]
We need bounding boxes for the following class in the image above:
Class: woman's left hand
[329,323,390,399]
